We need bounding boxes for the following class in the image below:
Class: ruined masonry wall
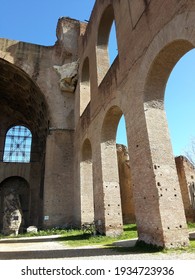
[175,156,195,222]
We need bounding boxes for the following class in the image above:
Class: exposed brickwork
[175,156,195,222]
[117,144,135,224]
[0,1,195,248]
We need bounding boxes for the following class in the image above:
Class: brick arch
[96,4,118,85]
[142,39,194,163]
[74,0,194,248]
[136,35,195,246]
[0,175,30,188]
[0,58,49,159]
[0,58,49,229]
[80,138,94,224]
[101,105,123,145]
[142,38,194,164]
[82,138,92,161]
[144,39,194,105]
[137,10,195,97]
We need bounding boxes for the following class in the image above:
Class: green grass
[190,240,195,249]
[60,224,137,247]
[0,223,195,254]
[0,224,138,247]
[188,222,195,231]
[49,222,195,254]
[39,223,195,254]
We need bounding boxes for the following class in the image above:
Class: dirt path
[0,235,195,260]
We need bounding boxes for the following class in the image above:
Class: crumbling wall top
[175,156,195,171]
[56,17,87,57]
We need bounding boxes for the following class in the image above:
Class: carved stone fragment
[53,61,79,93]
[2,190,23,236]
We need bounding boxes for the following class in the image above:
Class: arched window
[96,5,118,85]
[3,126,32,163]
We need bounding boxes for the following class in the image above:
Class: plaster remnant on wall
[144,99,164,110]
[53,61,79,93]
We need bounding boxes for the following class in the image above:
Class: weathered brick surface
[0,18,79,230]
[0,1,195,247]
[75,0,195,247]
[117,144,135,224]
[175,156,195,222]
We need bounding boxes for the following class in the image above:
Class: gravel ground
[0,235,195,260]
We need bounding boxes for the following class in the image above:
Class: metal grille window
[3,126,32,163]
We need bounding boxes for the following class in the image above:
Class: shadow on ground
[0,247,133,260]
[0,246,162,260]
[0,231,194,260]
[0,237,162,260]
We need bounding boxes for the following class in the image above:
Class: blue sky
[165,50,195,157]
[0,0,194,157]
[117,48,195,157]
[0,0,95,45]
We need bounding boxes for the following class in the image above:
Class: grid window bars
[3,126,32,163]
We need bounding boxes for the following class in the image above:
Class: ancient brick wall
[116,149,195,225]
[175,156,195,222]
[1,0,195,248]
[117,144,135,224]
[74,0,195,248]
[0,18,82,229]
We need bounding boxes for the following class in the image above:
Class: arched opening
[108,21,118,65]
[100,106,124,236]
[0,58,49,162]
[144,40,193,167]
[0,58,49,229]
[3,125,32,163]
[0,176,30,235]
[80,139,94,224]
[116,116,128,147]
[80,57,91,116]
[96,5,118,85]
[165,49,195,158]
[116,115,135,224]
[165,48,195,222]
[142,39,193,246]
